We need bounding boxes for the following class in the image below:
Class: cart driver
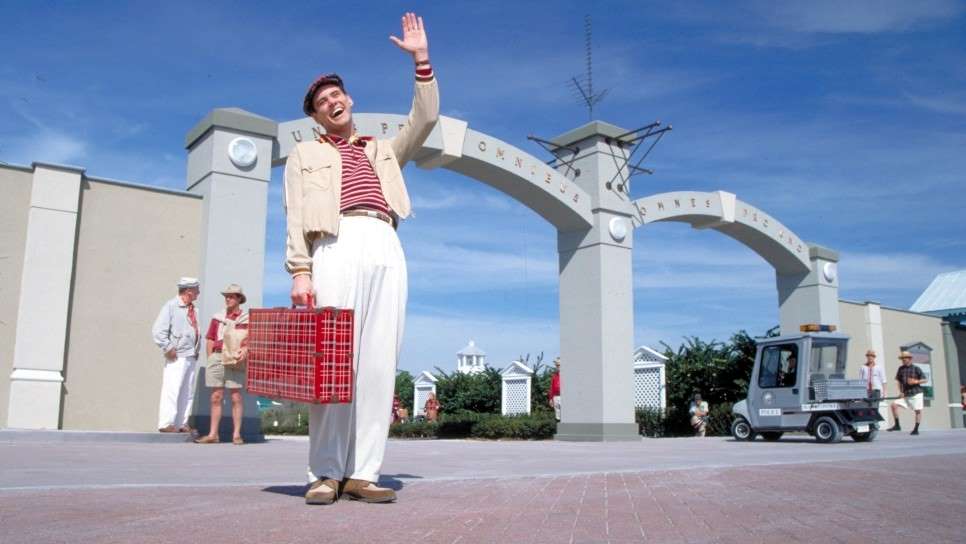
[780,354,798,387]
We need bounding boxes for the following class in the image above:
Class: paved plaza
[1,429,965,543]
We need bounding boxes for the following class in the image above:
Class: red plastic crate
[246,306,354,404]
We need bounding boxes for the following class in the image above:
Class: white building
[632,345,668,410]
[500,361,534,416]
[456,340,486,375]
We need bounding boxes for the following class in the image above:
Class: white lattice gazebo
[413,371,438,417]
[500,361,534,416]
[633,345,667,410]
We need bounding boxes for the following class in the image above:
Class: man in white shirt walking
[859,349,887,400]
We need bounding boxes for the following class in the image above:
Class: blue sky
[3,1,965,374]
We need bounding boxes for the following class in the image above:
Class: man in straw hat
[286,12,438,505]
[888,350,926,435]
[196,284,249,445]
[858,349,887,401]
[151,277,201,433]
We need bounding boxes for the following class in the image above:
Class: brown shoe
[305,478,340,505]
[159,425,177,433]
[194,435,219,444]
[177,426,192,433]
[341,478,396,503]
[232,436,244,445]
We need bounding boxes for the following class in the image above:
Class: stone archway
[631,190,840,333]
[187,109,841,442]
[276,114,594,231]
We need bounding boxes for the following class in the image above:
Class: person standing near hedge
[689,393,709,437]
[424,392,440,422]
[287,12,438,505]
[548,357,562,421]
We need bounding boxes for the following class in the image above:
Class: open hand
[389,12,429,63]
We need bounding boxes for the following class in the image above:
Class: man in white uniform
[151,277,201,433]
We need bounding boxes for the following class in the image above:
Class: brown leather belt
[342,209,396,228]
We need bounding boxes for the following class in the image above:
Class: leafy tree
[659,330,757,435]
[518,352,554,416]
[433,366,502,414]
[394,370,415,413]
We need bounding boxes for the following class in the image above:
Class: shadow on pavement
[262,485,306,497]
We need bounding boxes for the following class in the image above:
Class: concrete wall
[60,178,202,431]
[840,300,952,430]
[0,166,33,426]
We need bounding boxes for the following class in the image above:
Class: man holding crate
[285,12,438,504]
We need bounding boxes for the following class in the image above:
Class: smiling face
[311,84,353,138]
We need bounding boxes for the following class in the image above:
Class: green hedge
[389,419,438,438]
[389,412,556,440]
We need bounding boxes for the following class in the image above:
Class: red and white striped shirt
[319,64,435,217]
[320,134,391,216]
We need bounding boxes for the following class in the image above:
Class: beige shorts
[205,352,246,389]
[893,392,924,411]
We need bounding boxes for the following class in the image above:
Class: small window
[759,344,799,389]
[810,343,844,376]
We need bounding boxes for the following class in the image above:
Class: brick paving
[1,432,964,543]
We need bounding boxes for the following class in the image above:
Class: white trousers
[157,356,197,429]
[307,216,407,483]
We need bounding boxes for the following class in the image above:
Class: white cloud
[763,0,962,34]
[5,129,87,165]
[406,239,557,294]
[904,92,966,116]
[838,251,955,293]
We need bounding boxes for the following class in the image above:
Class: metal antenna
[569,15,608,120]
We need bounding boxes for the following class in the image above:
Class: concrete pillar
[185,108,277,441]
[7,163,84,429]
[550,122,639,441]
[776,244,840,333]
[862,302,889,417]
[941,322,963,428]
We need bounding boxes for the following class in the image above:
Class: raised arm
[388,12,439,165]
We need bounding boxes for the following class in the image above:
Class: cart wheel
[761,431,783,441]
[850,428,878,442]
[813,416,843,443]
[731,417,756,441]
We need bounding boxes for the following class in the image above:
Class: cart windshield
[759,343,799,388]
[810,342,845,378]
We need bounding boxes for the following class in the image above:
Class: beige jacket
[284,78,439,275]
